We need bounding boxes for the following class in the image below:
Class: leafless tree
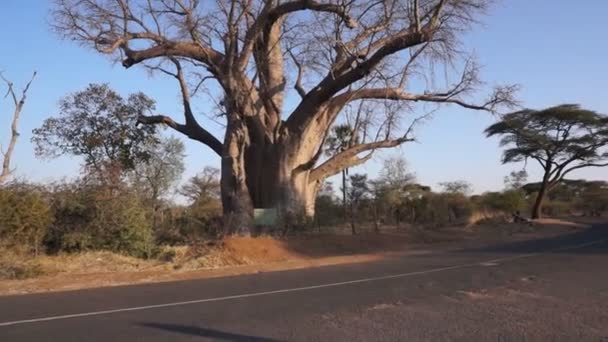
[1,71,36,185]
[51,0,517,234]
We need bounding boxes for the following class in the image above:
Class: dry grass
[467,210,507,226]
[0,217,598,295]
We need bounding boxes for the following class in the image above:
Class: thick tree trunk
[220,131,320,234]
[220,123,255,235]
[531,173,551,219]
[531,190,545,219]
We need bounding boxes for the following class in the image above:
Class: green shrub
[0,183,53,255]
[476,190,527,213]
[542,200,572,216]
[45,182,96,253]
[574,189,608,216]
[46,182,154,258]
[405,193,474,228]
[95,191,154,258]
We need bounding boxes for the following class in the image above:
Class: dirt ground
[0,218,595,296]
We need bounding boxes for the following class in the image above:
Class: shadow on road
[138,322,283,341]
[455,223,608,256]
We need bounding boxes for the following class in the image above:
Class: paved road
[1,224,608,341]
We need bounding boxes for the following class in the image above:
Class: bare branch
[137,58,222,156]
[1,71,37,184]
[310,135,414,183]
[413,0,421,32]
[288,48,306,98]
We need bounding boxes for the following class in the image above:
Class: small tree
[325,124,358,221]
[0,183,52,256]
[32,84,159,184]
[180,167,222,224]
[376,156,416,226]
[0,71,36,184]
[131,136,185,228]
[314,181,339,229]
[347,173,369,235]
[486,104,608,218]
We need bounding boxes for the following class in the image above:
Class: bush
[0,183,53,255]
[406,193,474,228]
[46,182,154,258]
[575,189,608,216]
[154,205,222,245]
[476,190,527,214]
[542,200,572,217]
[95,191,154,258]
[45,182,96,252]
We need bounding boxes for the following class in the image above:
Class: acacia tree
[486,104,608,219]
[52,0,516,233]
[0,71,36,185]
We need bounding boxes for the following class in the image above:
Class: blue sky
[1,0,607,194]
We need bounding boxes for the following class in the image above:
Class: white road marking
[479,262,499,266]
[0,238,605,327]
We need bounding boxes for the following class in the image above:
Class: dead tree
[51,0,517,234]
[1,71,36,184]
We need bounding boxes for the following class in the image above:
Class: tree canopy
[32,84,160,181]
[486,104,608,188]
[485,104,608,218]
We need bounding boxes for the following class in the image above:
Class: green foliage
[486,104,608,166]
[0,183,53,255]
[32,84,160,181]
[486,105,608,218]
[151,167,224,243]
[314,182,342,227]
[476,190,527,213]
[575,186,608,216]
[93,191,154,258]
[405,193,474,228]
[541,200,572,217]
[46,182,154,257]
[325,124,358,156]
[131,136,185,205]
[347,174,369,204]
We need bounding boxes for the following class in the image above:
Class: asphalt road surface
[1,224,608,341]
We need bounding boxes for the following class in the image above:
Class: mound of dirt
[221,236,296,263]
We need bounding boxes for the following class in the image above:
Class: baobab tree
[52,0,516,234]
[1,71,36,185]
